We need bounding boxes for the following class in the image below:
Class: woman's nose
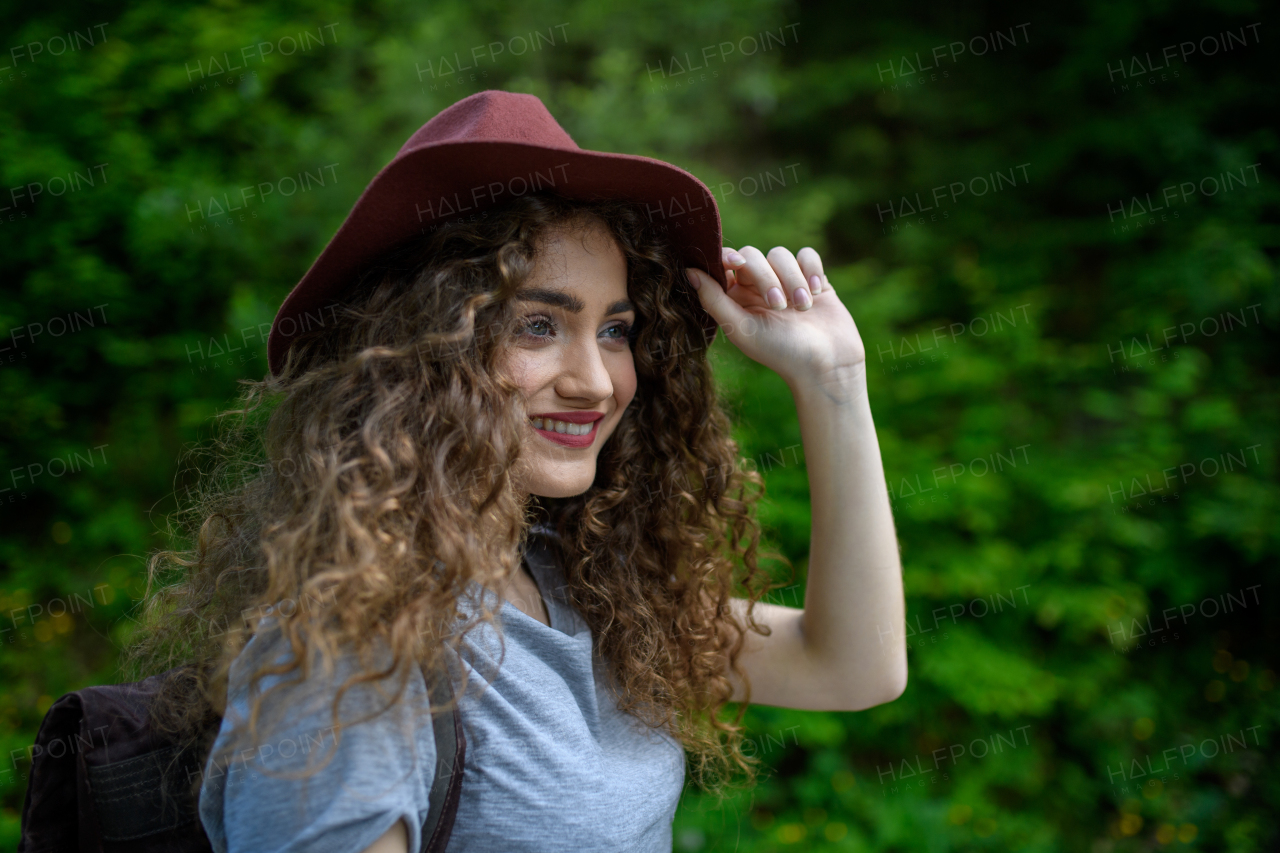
[554,335,615,401]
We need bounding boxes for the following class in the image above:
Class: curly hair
[125,191,792,805]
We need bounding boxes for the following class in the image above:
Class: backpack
[17,656,465,853]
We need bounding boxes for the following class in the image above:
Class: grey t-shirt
[198,536,686,853]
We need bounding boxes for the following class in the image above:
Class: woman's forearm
[788,366,908,707]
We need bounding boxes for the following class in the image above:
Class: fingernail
[810,274,822,293]
[794,287,812,310]
[766,287,786,309]
[727,252,746,266]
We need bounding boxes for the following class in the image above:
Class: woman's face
[500,220,638,499]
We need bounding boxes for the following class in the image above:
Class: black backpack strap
[17,691,89,853]
[84,743,205,843]
[419,652,465,853]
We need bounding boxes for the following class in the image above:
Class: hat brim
[267,140,725,374]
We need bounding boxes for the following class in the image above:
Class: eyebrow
[514,288,635,317]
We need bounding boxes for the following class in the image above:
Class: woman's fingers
[797,247,827,294]
[727,245,786,309]
[767,246,813,311]
[721,246,743,292]
[721,245,826,310]
[686,266,749,329]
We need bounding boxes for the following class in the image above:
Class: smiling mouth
[528,416,600,447]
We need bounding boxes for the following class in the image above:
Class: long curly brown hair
[125,191,791,803]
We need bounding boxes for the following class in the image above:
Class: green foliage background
[2,0,1276,850]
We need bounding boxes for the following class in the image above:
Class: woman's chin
[517,463,598,500]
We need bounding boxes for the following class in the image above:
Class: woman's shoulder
[221,621,434,749]
[201,624,439,853]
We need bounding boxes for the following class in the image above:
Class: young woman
[128,91,906,853]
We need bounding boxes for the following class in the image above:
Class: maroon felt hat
[267,89,726,375]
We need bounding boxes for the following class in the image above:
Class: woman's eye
[518,315,555,339]
[605,322,634,341]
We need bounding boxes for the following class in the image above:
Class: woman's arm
[361,819,409,853]
[721,369,907,711]
[687,247,908,712]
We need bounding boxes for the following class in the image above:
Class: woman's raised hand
[685,246,866,392]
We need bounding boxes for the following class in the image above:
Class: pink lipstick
[529,411,604,448]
